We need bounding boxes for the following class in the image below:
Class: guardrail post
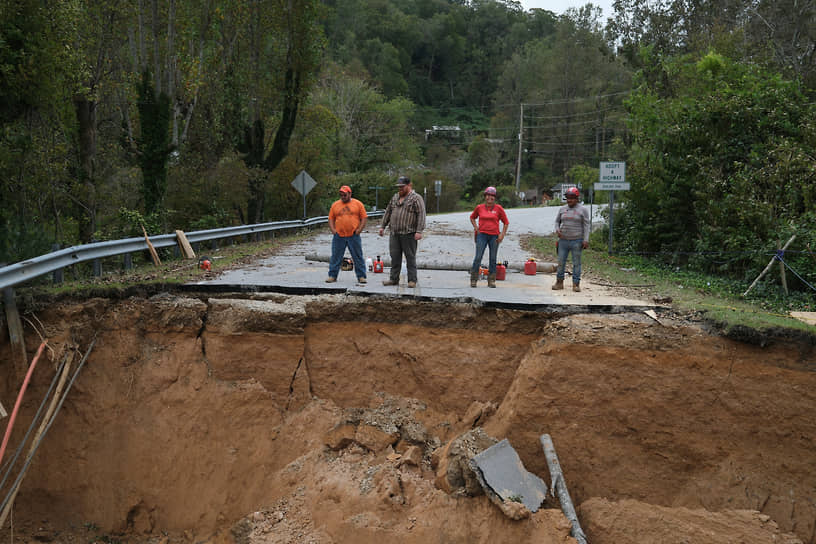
[51,244,64,284]
[89,239,102,278]
[123,253,133,271]
[2,286,27,373]
[211,239,218,251]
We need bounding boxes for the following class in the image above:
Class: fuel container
[524,259,537,275]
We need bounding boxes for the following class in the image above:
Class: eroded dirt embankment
[0,293,814,544]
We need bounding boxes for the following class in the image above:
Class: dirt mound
[580,497,803,544]
[0,295,813,543]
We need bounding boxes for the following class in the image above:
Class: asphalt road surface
[189,204,655,311]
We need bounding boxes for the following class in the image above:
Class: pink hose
[0,341,46,465]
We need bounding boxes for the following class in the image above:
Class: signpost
[594,162,627,254]
[291,170,317,219]
[368,186,385,211]
[434,180,442,214]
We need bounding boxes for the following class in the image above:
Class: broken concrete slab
[469,438,548,514]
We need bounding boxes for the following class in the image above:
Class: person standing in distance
[378,176,426,287]
[326,185,368,284]
[553,186,590,292]
[469,186,509,288]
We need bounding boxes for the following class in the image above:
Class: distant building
[424,125,462,142]
[551,183,581,202]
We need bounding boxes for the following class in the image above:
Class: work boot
[470,271,478,288]
[573,283,581,292]
[357,277,367,284]
[552,279,564,290]
[325,277,337,283]
[407,281,417,288]
[382,278,399,286]
[487,274,496,288]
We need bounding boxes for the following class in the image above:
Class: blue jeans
[557,238,583,284]
[328,233,366,279]
[471,233,499,275]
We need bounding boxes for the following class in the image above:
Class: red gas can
[495,264,506,280]
[373,256,384,273]
[524,259,537,275]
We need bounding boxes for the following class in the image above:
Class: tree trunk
[73,96,98,243]
[263,66,301,173]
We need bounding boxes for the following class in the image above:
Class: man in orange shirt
[326,185,368,283]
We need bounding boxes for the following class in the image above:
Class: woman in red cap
[469,186,509,288]
[326,185,368,283]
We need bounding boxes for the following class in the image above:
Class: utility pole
[515,103,524,190]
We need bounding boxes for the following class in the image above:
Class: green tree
[136,70,172,215]
[495,7,631,179]
[230,0,325,223]
[0,0,78,261]
[620,52,815,283]
[309,65,419,173]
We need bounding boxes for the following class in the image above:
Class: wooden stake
[743,235,796,297]
[141,225,162,266]
[2,288,27,374]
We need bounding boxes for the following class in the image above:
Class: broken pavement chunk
[470,438,548,514]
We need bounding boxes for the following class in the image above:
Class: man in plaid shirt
[378,176,426,287]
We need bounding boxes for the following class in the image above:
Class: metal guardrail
[0,212,384,290]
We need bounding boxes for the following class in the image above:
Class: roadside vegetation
[23,234,305,299]
[526,233,816,335]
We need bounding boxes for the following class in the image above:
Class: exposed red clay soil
[0,293,814,544]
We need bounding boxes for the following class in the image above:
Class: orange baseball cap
[339,185,352,194]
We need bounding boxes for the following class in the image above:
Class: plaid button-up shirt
[382,190,426,235]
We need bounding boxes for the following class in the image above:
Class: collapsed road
[0,292,813,543]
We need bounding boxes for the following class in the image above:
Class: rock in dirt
[462,400,497,429]
[432,427,498,496]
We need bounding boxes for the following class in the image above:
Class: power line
[524,105,625,119]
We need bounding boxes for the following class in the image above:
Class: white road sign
[594,182,630,191]
[597,161,627,190]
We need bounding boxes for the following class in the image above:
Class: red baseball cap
[339,185,352,194]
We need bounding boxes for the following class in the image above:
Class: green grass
[21,231,313,298]
[525,233,816,335]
